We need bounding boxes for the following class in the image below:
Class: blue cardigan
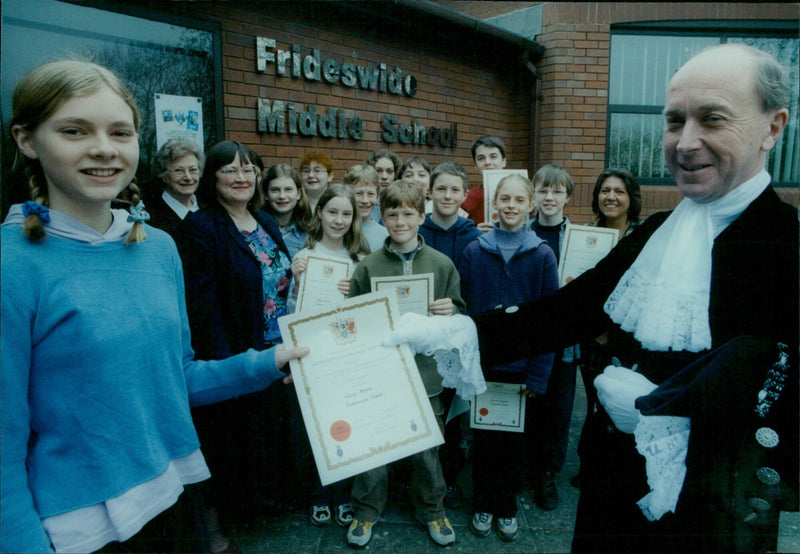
[175,204,291,359]
[459,229,558,393]
[0,221,284,553]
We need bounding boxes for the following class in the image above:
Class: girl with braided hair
[1,60,308,554]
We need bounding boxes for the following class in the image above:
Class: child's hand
[477,222,494,232]
[291,256,308,281]
[337,277,351,296]
[520,387,538,398]
[429,297,454,316]
[274,344,310,384]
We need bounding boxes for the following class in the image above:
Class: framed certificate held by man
[558,224,619,287]
[278,292,444,485]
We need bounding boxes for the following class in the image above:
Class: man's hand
[595,365,657,433]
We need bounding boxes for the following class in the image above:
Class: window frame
[67,0,225,145]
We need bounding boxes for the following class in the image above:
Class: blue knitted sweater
[459,228,559,393]
[1,214,284,553]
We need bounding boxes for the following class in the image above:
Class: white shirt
[162,190,199,220]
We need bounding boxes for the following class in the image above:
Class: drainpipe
[525,53,544,175]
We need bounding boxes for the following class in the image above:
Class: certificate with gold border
[470,382,526,432]
[558,224,619,287]
[296,255,352,313]
[278,292,444,485]
[370,273,434,316]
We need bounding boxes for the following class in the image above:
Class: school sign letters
[255,37,456,147]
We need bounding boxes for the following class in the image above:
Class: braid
[122,181,148,245]
[22,167,48,242]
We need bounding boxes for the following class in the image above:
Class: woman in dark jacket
[175,141,292,553]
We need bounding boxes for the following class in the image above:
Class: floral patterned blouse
[241,224,292,345]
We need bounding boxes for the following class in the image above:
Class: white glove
[594,365,658,433]
[383,312,458,354]
[383,312,486,399]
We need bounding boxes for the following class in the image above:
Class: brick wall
[147,1,798,220]
[156,1,533,192]
[532,2,799,221]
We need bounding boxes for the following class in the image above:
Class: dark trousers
[526,357,577,476]
[438,387,467,486]
[471,420,527,517]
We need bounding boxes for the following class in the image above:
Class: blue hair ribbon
[22,201,51,223]
[128,201,151,223]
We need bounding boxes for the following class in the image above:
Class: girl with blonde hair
[1,60,307,553]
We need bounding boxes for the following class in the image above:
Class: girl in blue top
[458,174,558,542]
[0,60,308,554]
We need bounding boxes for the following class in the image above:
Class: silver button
[748,497,771,512]
[505,306,519,314]
[756,467,781,486]
[755,427,779,448]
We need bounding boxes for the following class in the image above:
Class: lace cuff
[633,413,691,521]
[385,313,486,400]
[429,316,486,399]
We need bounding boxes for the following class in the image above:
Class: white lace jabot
[604,171,770,352]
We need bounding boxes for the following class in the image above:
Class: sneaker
[534,471,559,511]
[416,514,456,546]
[443,484,462,509]
[335,502,355,527]
[469,512,493,538]
[346,519,373,548]
[310,504,331,526]
[496,517,519,541]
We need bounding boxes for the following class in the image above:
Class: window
[607,23,799,186]
[1,0,221,211]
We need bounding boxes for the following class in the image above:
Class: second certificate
[296,255,353,312]
[370,273,434,316]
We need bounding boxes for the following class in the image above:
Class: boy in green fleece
[346,180,465,548]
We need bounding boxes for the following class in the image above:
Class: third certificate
[470,381,526,432]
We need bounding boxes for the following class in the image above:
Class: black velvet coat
[473,187,798,552]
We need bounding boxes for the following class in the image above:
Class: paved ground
[228,375,588,553]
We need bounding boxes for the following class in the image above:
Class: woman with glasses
[175,141,292,553]
[146,138,204,237]
[299,150,334,211]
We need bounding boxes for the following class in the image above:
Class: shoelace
[432,518,453,533]
[355,521,372,533]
